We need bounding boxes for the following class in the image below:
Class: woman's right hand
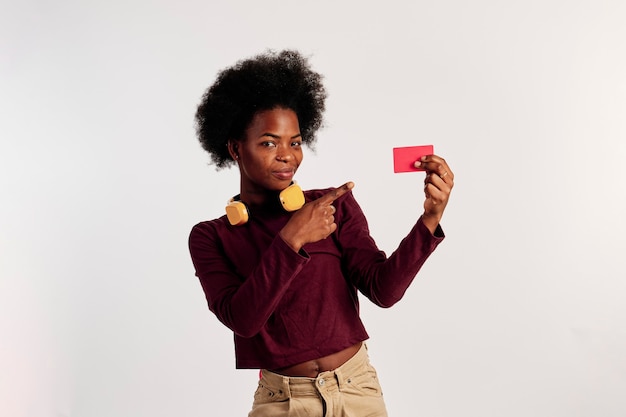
[279,182,354,252]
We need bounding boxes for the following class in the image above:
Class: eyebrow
[260,132,302,139]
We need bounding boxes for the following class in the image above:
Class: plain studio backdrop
[1,0,625,416]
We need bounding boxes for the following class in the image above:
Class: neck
[239,188,283,210]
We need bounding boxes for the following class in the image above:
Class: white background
[2,1,625,416]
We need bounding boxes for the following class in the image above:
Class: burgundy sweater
[188,188,444,369]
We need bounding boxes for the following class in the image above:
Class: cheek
[295,150,304,165]
[241,154,270,176]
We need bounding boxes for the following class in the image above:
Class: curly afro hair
[195,49,327,169]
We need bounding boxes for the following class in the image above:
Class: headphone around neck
[225,182,305,226]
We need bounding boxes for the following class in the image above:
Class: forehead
[246,107,300,135]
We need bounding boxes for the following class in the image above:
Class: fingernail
[414,161,422,168]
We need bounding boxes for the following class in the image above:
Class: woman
[189,50,454,416]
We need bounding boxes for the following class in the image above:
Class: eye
[261,141,276,148]
[291,141,302,148]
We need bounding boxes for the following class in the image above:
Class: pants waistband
[260,343,369,395]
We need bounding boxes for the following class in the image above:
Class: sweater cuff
[417,215,446,241]
[275,233,311,261]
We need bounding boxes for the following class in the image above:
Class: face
[229,107,303,202]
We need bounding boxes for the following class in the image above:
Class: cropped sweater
[188,188,444,369]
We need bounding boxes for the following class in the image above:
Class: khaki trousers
[248,344,388,417]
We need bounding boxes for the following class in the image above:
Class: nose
[276,146,293,162]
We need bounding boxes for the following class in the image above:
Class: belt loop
[282,375,291,398]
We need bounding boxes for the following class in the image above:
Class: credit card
[393,145,434,173]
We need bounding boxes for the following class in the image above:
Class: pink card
[393,145,434,173]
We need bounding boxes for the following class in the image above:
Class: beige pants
[248,344,388,417]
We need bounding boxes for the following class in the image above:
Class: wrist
[421,213,441,235]
[279,230,302,253]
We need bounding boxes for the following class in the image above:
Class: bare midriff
[268,342,362,378]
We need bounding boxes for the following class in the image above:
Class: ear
[227,140,240,161]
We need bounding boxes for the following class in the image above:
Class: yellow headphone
[225,182,305,226]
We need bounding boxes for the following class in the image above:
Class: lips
[272,168,295,181]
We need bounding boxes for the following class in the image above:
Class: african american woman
[189,50,454,416]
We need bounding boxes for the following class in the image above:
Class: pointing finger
[318,181,354,205]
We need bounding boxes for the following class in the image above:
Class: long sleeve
[334,191,444,308]
[189,219,310,338]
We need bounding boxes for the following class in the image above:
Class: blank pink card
[393,145,434,173]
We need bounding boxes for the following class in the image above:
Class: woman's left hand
[415,154,454,233]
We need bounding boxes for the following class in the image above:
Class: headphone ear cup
[279,183,305,212]
[225,201,249,226]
